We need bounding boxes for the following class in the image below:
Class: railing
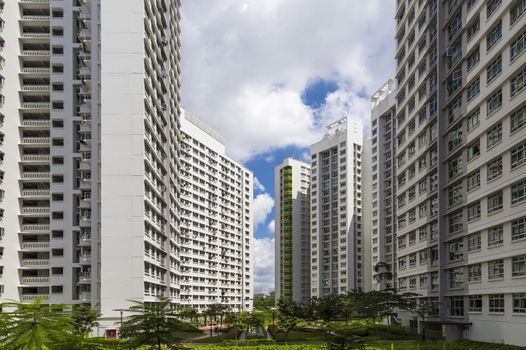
[21,102,50,109]
[21,15,50,21]
[22,259,49,267]
[22,207,49,215]
[21,120,50,127]
[21,189,49,197]
[21,155,50,162]
[21,294,49,301]
[21,85,50,92]
[22,224,49,232]
[79,292,91,301]
[21,33,50,39]
[22,242,49,249]
[21,137,50,144]
[22,172,50,180]
[21,276,49,284]
[21,50,50,56]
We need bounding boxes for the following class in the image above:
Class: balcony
[20,102,50,110]
[21,207,50,215]
[22,172,50,180]
[21,294,49,302]
[21,33,50,40]
[21,85,50,92]
[21,155,50,162]
[21,224,49,232]
[79,254,91,264]
[79,234,91,245]
[21,276,49,285]
[22,189,49,198]
[79,292,91,302]
[21,120,50,128]
[21,241,49,250]
[20,15,50,22]
[79,272,91,283]
[21,50,50,57]
[22,259,49,267]
[21,137,50,145]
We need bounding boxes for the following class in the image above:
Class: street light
[270,307,277,326]
[112,308,128,338]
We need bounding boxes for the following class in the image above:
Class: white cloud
[181,0,395,161]
[253,193,274,229]
[267,219,275,235]
[252,237,275,293]
[253,177,266,193]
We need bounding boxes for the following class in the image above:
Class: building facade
[0,0,186,334]
[393,0,526,345]
[274,158,311,304]
[310,118,367,296]
[179,110,253,312]
[370,79,398,291]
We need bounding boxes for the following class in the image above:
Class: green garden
[0,292,524,350]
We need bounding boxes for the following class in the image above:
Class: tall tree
[119,297,183,350]
[72,304,101,336]
[276,298,298,342]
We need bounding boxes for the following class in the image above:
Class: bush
[327,335,366,350]
[223,339,275,346]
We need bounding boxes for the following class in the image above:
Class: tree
[315,294,341,324]
[373,262,393,285]
[0,298,74,350]
[72,304,101,336]
[401,295,440,340]
[276,298,298,342]
[119,297,183,350]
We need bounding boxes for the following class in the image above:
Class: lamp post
[112,308,126,338]
[270,307,277,326]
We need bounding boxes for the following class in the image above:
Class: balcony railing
[21,294,49,302]
[22,241,49,249]
[21,155,50,162]
[22,172,50,180]
[21,224,49,232]
[22,259,49,267]
[22,207,50,215]
[21,137,50,144]
[21,276,49,284]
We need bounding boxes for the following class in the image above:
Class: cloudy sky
[181,0,396,293]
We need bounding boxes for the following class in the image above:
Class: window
[488,225,504,247]
[487,157,502,181]
[469,295,482,312]
[409,232,416,245]
[409,254,417,267]
[467,170,481,191]
[449,156,463,179]
[467,141,480,161]
[512,217,526,241]
[467,47,480,71]
[511,29,526,61]
[511,179,526,204]
[466,17,480,42]
[512,255,526,277]
[449,211,463,235]
[513,293,526,313]
[448,128,463,151]
[399,257,406,270]
[511,142,526,169]
[449,239,464,261]
[510,105,526,133]
[420,274,428,288]
[449,296,464,316]
[487,0,502,18]
[468,264,482,282]
[511,67,526,97]
[488,260,504,280]
[467,109,480,131]
[468,201,481,221]
[431,272,439,290]
[489,294,505,313]
[448,182,463,207]
[468,232,481,251]
[486,56,502,83]
[487,89,502,114]
[466,78,480,102]
[419,179,427,194]
[409,277,417,289]
[487,191,503,213]
[487,22,502,51]
[486,123,502,148]
[420,249,428,264]
[450,268,464,289]
[511,0,526,24]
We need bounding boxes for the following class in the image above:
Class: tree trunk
[157,335,162,350]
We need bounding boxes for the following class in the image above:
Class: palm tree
[0,298,74,350]
[119,297,183,350]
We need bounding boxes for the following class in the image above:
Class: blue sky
[181,0,395,293]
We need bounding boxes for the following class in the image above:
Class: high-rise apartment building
[310,118,367,296]
[370,79,397,291]
[179,110,253,312]
[274,158,311,304]
[0,0,184,334]
[393,0,526,344]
